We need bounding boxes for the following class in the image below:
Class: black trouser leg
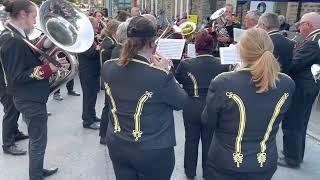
[99,94,110,137]
[205,165,276,180]
[183,113,200,177]
[283,85,319,164]
[201,120,214,178]
[79,73,99,125]
[1,94,20,148]
[66,79,74,92]
[182,98,207,177]
[300,88,319,161]
[13,97,47,180]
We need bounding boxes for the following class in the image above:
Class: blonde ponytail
[250,51,280,93]
[238,28,281,93]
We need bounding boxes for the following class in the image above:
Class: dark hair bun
[3,0,13,13]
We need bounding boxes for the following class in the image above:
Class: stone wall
[286,2,320,25]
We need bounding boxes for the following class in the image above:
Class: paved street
[0,78,319,180]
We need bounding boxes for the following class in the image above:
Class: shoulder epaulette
[311,32,320,42]
[131,59,169,74]
[213,71,233,81]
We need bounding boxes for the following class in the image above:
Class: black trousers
[54,79,74,94]
[108,143,175,180]
[99,94,110,137]
[1,93,20,148]
[13,97,48,180]
[182,97,213,178]
[282,82,319,165]
[79,72,99,126]
[205,166,276,180]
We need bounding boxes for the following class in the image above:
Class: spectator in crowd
[279,15,290,31]
[115,10,132,22]
[131,6,140,16]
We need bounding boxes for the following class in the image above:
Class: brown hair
[3,0,36,19]
[115,10,132,22]
[102,20,120,38]
[195,31,213,54]
[239,28,280,93]
[119,17,156,66]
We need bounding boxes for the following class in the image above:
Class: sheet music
[187,44,196,58]
[156,39,186,60]
[233,28,246,43]
[318,39,320,48]
[219,46,241,65]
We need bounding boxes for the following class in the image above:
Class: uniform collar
[7,22,26,38]
[196,54,214,58]
[135,54,150,63]
[306,29,320,39]
[268,30,280,36]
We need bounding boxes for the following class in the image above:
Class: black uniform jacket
[100,36,116,62]
[102,55,189,150]
[175,54,229,98]
[268,30,294,75]
[111,44,122,59]
[0,24,51,102]
[290,29,320,83]
[203,69,295,172]
[78,42,100,76]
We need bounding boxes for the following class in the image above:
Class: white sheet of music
[219,46,241,65]
[233,28,246,43]
[156,39,186,60]
[187,44,196,58]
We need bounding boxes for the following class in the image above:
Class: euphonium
[27,0,94,94]
[210,8,229,37]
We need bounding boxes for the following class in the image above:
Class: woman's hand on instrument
[48,57,70,73]
[57,57,70,70]
[150,52,173,70]
[217,35,230,43]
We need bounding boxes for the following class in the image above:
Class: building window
[118,0,132,10]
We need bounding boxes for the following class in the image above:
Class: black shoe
[43,168,58,177]
[14,131,29,142]
[277,157,300,169]
[3,145,27,156]
[83,123,100,130]
[94,117,101,122]
[68,90,80,96]
[47,112,52,116]
[100,137,107,145]
[53,94,63,101]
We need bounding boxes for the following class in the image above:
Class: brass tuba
[28,0,94,94]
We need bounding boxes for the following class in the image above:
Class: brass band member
[175,31,229,179]
[78,17,101,130]
[216,4,240,47]
[0,0,69,179]
[279,12,320,168]
[100,20,120,62]
[102,16,188,180]
[244,10,260,29]
[99,19,120,144]
[203,28,295,180]
[258,13,294,75]
[111,21,129,59]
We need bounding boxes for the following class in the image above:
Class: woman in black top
[203,28,295,180]
[102,16,188,180]
[175,31,229,178]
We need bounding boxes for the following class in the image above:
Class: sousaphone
[28,0,94,94]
